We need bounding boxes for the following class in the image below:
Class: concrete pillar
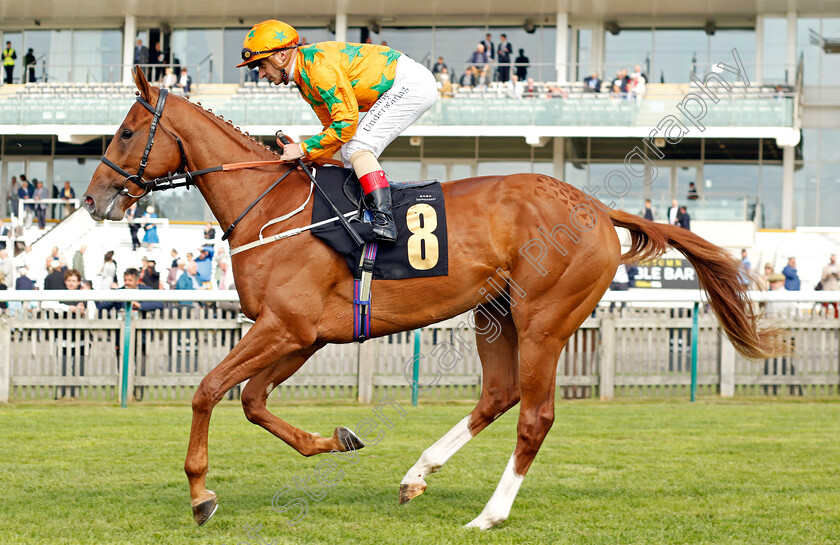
[755,15,764,85]
[591,22,605,77]
[786,11,797,85]
[782,144,795,229]
[553,136,565,179]
[123,15,137,84]
[335,9,348,44]
[555,11,569,83]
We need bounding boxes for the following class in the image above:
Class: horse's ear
[133,66,151,101]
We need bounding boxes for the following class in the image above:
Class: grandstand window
[653,29,707,84]
[575,29,592,82]
[564,162,587,189]
[381,160,421,182]
[793,163,819,226]
[72,30,121,83]
[23,29,71,83]
[796,17,840,86]
[604,29,652,82]
[3,135,52,156]
[759,164,783,229]
[53,157,97,201]
[702,164,760,221]
[762,17,788,83]
[477,161,532,176]
[819,129,840,163]
[171,29,224,84]
[223,28,251,84]
[4,32,22,84]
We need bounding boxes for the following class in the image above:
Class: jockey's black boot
[364,187,397,243]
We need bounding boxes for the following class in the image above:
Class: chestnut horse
[83,68,780,529]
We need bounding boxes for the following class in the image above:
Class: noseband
[100,88,191,198]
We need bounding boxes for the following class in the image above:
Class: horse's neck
[179,112,307,237]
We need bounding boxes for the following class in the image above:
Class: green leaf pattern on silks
[340,43,364,63]
[370,73,394,98]
[317,85,343,113]
[300,45,324,64]
[330,120,352,139]
[304,133,327,151]
[378,49,401,66]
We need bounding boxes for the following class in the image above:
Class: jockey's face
[257,51,293,85]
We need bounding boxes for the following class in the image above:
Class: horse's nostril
[83,196,95,210]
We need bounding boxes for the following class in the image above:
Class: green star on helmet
[317,85,343,113]
[304,133,327,151]
[300,45,324,64]
[379,49,401,66]
[370,73,394,97]
[330,120,352,139]
[248,29,256,38]
[274,30,287,42]
[340,43,364,63]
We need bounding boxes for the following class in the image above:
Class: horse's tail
[608,209,785,360]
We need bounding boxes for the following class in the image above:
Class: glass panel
[23,29,72,83]
[799,128,818,162]
[708,29,754,78]
[604,29,652,84]
[171,29,224,84]
[759,164,783,229]
[533,162,554,176]
[297,27,332,46]
[476,161,531,176]
[797,18,822,86]
[821,19,840,86]
[653,29,706,84]
[28,161,48,188]
[450,163,472,180]
[590,162,645,212]
[564,162,587,189]
[700,164,759,221]
[223,28,250,84]
[762,18,788,83]
[675,165,698,200]
[819,170,840,227]
[72,30,122,83]
[576,29,592,82]
[52,158,99,207]
[793,163,818,226]
[429,27,486,85]
[3,32,22,84]
[820,128,840,163]
[150,189,206,221]
[381,160,421,182]
[537,26,557,82]
[377,28,432,68]
[425,163,446,181]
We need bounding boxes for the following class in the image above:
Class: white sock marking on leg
[401,415,473,485]
[465,453,524,530]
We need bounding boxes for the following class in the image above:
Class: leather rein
[99,88,294,241]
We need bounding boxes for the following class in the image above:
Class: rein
[99,88,292,241]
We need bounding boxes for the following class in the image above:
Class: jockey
[237,20,437,243]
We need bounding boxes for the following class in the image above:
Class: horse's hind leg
[185,312,312,526]
[400,302,520,503]
[240,348,364,455]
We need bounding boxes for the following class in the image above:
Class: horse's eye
[121,129,134,139]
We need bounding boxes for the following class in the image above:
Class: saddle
[310,165,449,341]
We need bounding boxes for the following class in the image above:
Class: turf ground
[1,399,839,545]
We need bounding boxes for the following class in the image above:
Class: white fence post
[357,340,375,404]
[720,331,736,397]
[599,317,615,400]
[0,314,10,403]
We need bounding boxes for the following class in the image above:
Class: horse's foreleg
[241,348,364,456]
[400,303,520,503]
[185,313,307,526]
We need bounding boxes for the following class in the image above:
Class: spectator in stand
[437,67,453,97]
[496,34,512,83]
[739,249,752,286]
[42,269,86,315]
[72,245,86,280]
[216,258,240,312]
[141,259,160,289]
[432,56,448,81]
[32,180,48,229]
[583,72,602,93]
[0,219,8,250]
[467,43,490,73]
[476,67,491,89]
[611,69,630,97]
[18,179,33,228]
[820,254,839,318]
[175,68,192,96]
[23,48,36,83]
[44,259,68,290]
[203,222,216,241]
[782,257,800,291]
[8,176,19,219]
[134,39,149,70]
[460,65,479,88]
[167,249,181,289]
[765,273,796,319]
[0,249,12,284]
[96,268,164,315]
[547,83,567,98]
[639,199,657,221]
[60,181,76,218]
[523,78,538,98]
[687,182,699,200]
[629,70,646,99]
[667,198,681,226]
[126,203,141,251]
[0,271,6,310]
[100,250,117,290]
[151,42,165,82]
[678,206,690,230]
[142,205,159,250]
[161,67,178,88]
[195,246,214,284]
[3,41,16,85]
[481,33,495,61]
[175,261,202,313]
[514,48,529,81]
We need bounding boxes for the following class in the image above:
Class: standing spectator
[639,198,657,221]
[126,203,141,251]
[611,68,630,96]
[203,222,216,241]
[678,206,691,230]
[18,179,33,227]
[216,258,240,312]
[0,249,12,284]
[739,249,752,286]
[687,182,699,200]
[3,41,16,84]
[44,259,68,290]
[760,263,775,290]
[151,42,165,82]
[467,43,490,72]
[0,219,8,250]
[667,198,681,226]
[142,205,159,250]
[631,64,648,83]
[141,259,160,289]
[60,181,76,218]
[175,261,202,313]
[32,180,48,229]
[629,71,646,99]
[583,71,602,93]
[7,176,18,218]
[765,273,795,318]
[42,269,86,315]
[496,34,512,82]
[175,68,192,95]
[96,268,164,314]
[437,67,453,97]
[167,249,181,289]
[432,57,448,80]
[481,33,495,61]
[100,251,117,290]
[72,245,86,280]
[195,246,214,284]
[820,254,840,318]
[514,48,529,81]
[782,257,801,291]
[0,271,6,310]
[23,48,36,83]
[134,39,149,66]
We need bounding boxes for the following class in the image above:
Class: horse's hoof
[399,481,427,504]
[336,427,365,451]
[192,495,218,526]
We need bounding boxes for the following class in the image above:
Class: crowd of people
[431,33,530,96]
[133,39,191,95]
[5,175,78,229]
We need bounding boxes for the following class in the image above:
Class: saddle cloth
[311,164,449,280]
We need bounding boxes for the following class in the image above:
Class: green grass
[1,399,839,545]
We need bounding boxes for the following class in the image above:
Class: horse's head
[82,67,186,220]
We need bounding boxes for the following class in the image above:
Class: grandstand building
[0,1,837,288]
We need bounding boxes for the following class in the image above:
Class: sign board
[632,258,699,289]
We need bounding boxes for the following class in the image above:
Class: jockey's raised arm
[236,19,438,243]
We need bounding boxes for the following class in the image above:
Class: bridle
[99,87,293,240]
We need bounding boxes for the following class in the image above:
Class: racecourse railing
[0,290,838,404]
